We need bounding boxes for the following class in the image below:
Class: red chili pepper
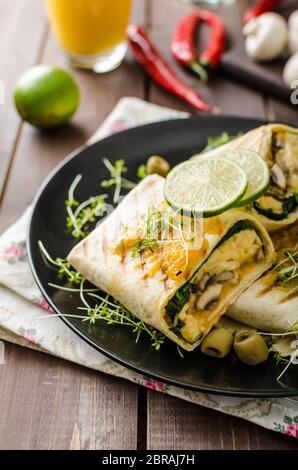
[127,25,212,113]
[243,0,282,24]
[171,11,225,81]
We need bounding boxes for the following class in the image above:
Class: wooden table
[0,0,297,450]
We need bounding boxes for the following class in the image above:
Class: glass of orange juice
[44,0,132,73]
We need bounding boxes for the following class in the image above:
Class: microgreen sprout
[65,174,107,239]
[202,132,243,152]
[277,347,298,382]
[259,320,298,380]
[38,243,165,350]
[275,246,298,296]
[130,238,159,258]
[273,351,289,365]
[38,241,84,284]
[79,291,165,350]
[137,164,147,180]
[101,158,136,204]
[48,283,100,293]
[259,320,298,340]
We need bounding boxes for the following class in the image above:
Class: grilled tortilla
[227,219,298,333]
[68,175,274,351]
[193,124,298,231]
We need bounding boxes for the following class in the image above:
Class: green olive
[146,155,170,177]
[201,328,234,358]
[233,330,269,366]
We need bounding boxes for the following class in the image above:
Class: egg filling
[254,130,298,220]
[165,223,264,344]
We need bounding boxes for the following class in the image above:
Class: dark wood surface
[220,1,298,103]
[0,0,297,450]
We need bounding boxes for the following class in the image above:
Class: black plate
[28,115,298,397]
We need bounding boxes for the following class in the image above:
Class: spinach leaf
[254,193,298,221]
[166,283,191,322]
[165,220,254,324]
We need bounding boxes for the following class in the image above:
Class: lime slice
[164,158,248,217]
[214,149,270,206]
[14,65,80,128]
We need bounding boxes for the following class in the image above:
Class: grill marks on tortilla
[133,190,151,287]
[256,270,298,303]
[257,272,277,297]
[257,258,298,304]
[102,224,111,268]
[279,289,298,303]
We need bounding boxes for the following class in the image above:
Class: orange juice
[45,0,132,57]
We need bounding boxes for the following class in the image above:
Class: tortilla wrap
[193,124,298,232]
[228,219,298,333]
[68,175,274,351]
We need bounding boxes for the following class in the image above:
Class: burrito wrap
[194,124,298,232]
[68,175,274,351]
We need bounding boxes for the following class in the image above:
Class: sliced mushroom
[272,135,284,151]
[196,283,222,311]
[215,271,234,282]
[257,248,265,261]
[267,187,287,200]
[197,273,211,291]
[275,154,289,175]
[271,163,287,190]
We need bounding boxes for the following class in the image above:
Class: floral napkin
[0,97,297,440]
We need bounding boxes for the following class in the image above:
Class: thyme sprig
[65,174,107,239]
[101,158,136,204]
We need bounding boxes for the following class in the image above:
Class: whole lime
[14,65,80,128]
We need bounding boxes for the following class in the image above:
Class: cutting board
[220,44,292,103]
[219,0,297,104]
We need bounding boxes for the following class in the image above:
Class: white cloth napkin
[0,96,297,440]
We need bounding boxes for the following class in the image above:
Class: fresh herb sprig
[260,320,298,339]
[137,164,147,180]
[65,174,107,239]
[203,132,243,152]
[273,351,289,365]
[101,158,136,204]
[38,242,165,350]
[130,238,159,258]
[260,320,298,380]
[275,246,298,291]
[38,241,84,284]
[80,292,165,350]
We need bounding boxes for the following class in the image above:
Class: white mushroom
[197,273,210,291]
[289,10,298,30]
[196,284,222,311]
[283,52,298,88]
[288,11,298,54]
[215,271,234,282]
[243,13,288,62]
[271,163,287,190]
